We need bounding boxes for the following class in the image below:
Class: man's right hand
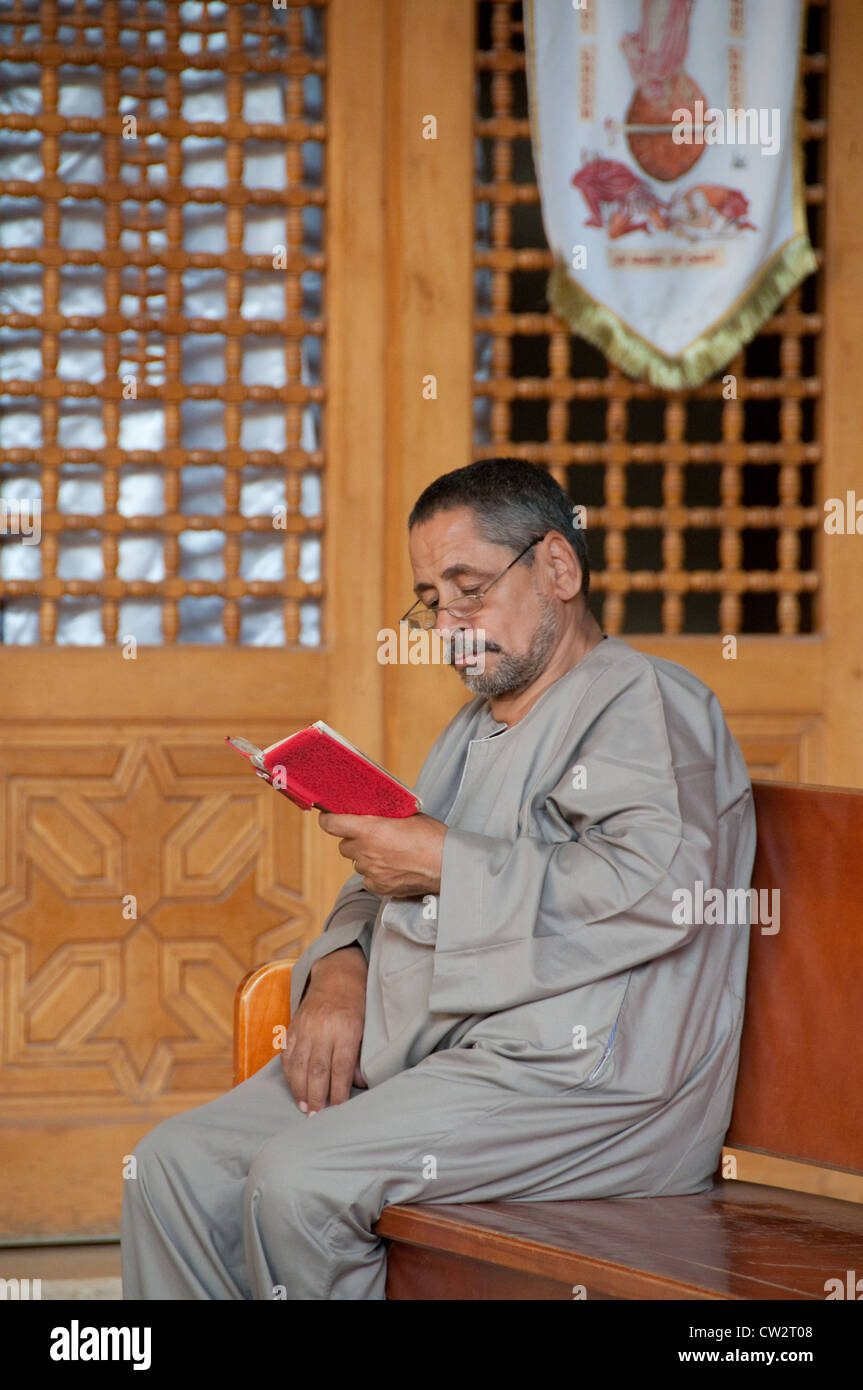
[280,943,367,1114]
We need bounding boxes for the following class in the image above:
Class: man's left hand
[317,811,447,898]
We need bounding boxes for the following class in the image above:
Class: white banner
[525,0,817,387]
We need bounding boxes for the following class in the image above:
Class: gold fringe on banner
[547,235,817,391]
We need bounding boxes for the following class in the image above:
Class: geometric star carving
[89,923,191,1080]
[91,757,197,918]
[0,734,314,1104]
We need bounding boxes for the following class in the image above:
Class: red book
[225,721,422,817]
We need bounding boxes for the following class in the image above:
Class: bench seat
[378,1181,863,1300]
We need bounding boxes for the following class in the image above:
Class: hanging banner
[525,0,817,388]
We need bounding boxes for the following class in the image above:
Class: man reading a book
[122,458,756,1300]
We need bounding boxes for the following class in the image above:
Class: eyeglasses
[400,534,547,631]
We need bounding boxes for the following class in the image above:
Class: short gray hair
[408,457,589,597]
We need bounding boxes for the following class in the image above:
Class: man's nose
[433,608,467,641]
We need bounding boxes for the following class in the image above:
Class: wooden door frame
[315,0,389,906]
[381,0,476,783]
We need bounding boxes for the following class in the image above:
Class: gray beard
[457,598,559,698]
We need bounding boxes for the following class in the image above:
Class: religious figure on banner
[620,0,704,181]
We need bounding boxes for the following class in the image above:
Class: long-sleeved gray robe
[122,634,757,1299]
[291,633,756,1105]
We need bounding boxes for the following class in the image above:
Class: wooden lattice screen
[474,0,826,636]
[0,0,326,646]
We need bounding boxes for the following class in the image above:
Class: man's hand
[317,811,447,898]
[280,944,367,1114]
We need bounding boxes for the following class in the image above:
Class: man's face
[407,507,561,697]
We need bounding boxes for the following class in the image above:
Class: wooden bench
[234,780,863,1299]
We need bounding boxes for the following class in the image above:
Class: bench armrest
[233,959,295,1086]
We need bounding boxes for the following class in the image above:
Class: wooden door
[0,0,387,1240]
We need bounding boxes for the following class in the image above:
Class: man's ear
[544,531,584,599]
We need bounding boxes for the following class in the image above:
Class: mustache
[449,640,502,659]
[440,629,502,658]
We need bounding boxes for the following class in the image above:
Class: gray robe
[292,634,756,1104]
[122,635,758,1299]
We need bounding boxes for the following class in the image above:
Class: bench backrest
[725,780,863,1195]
